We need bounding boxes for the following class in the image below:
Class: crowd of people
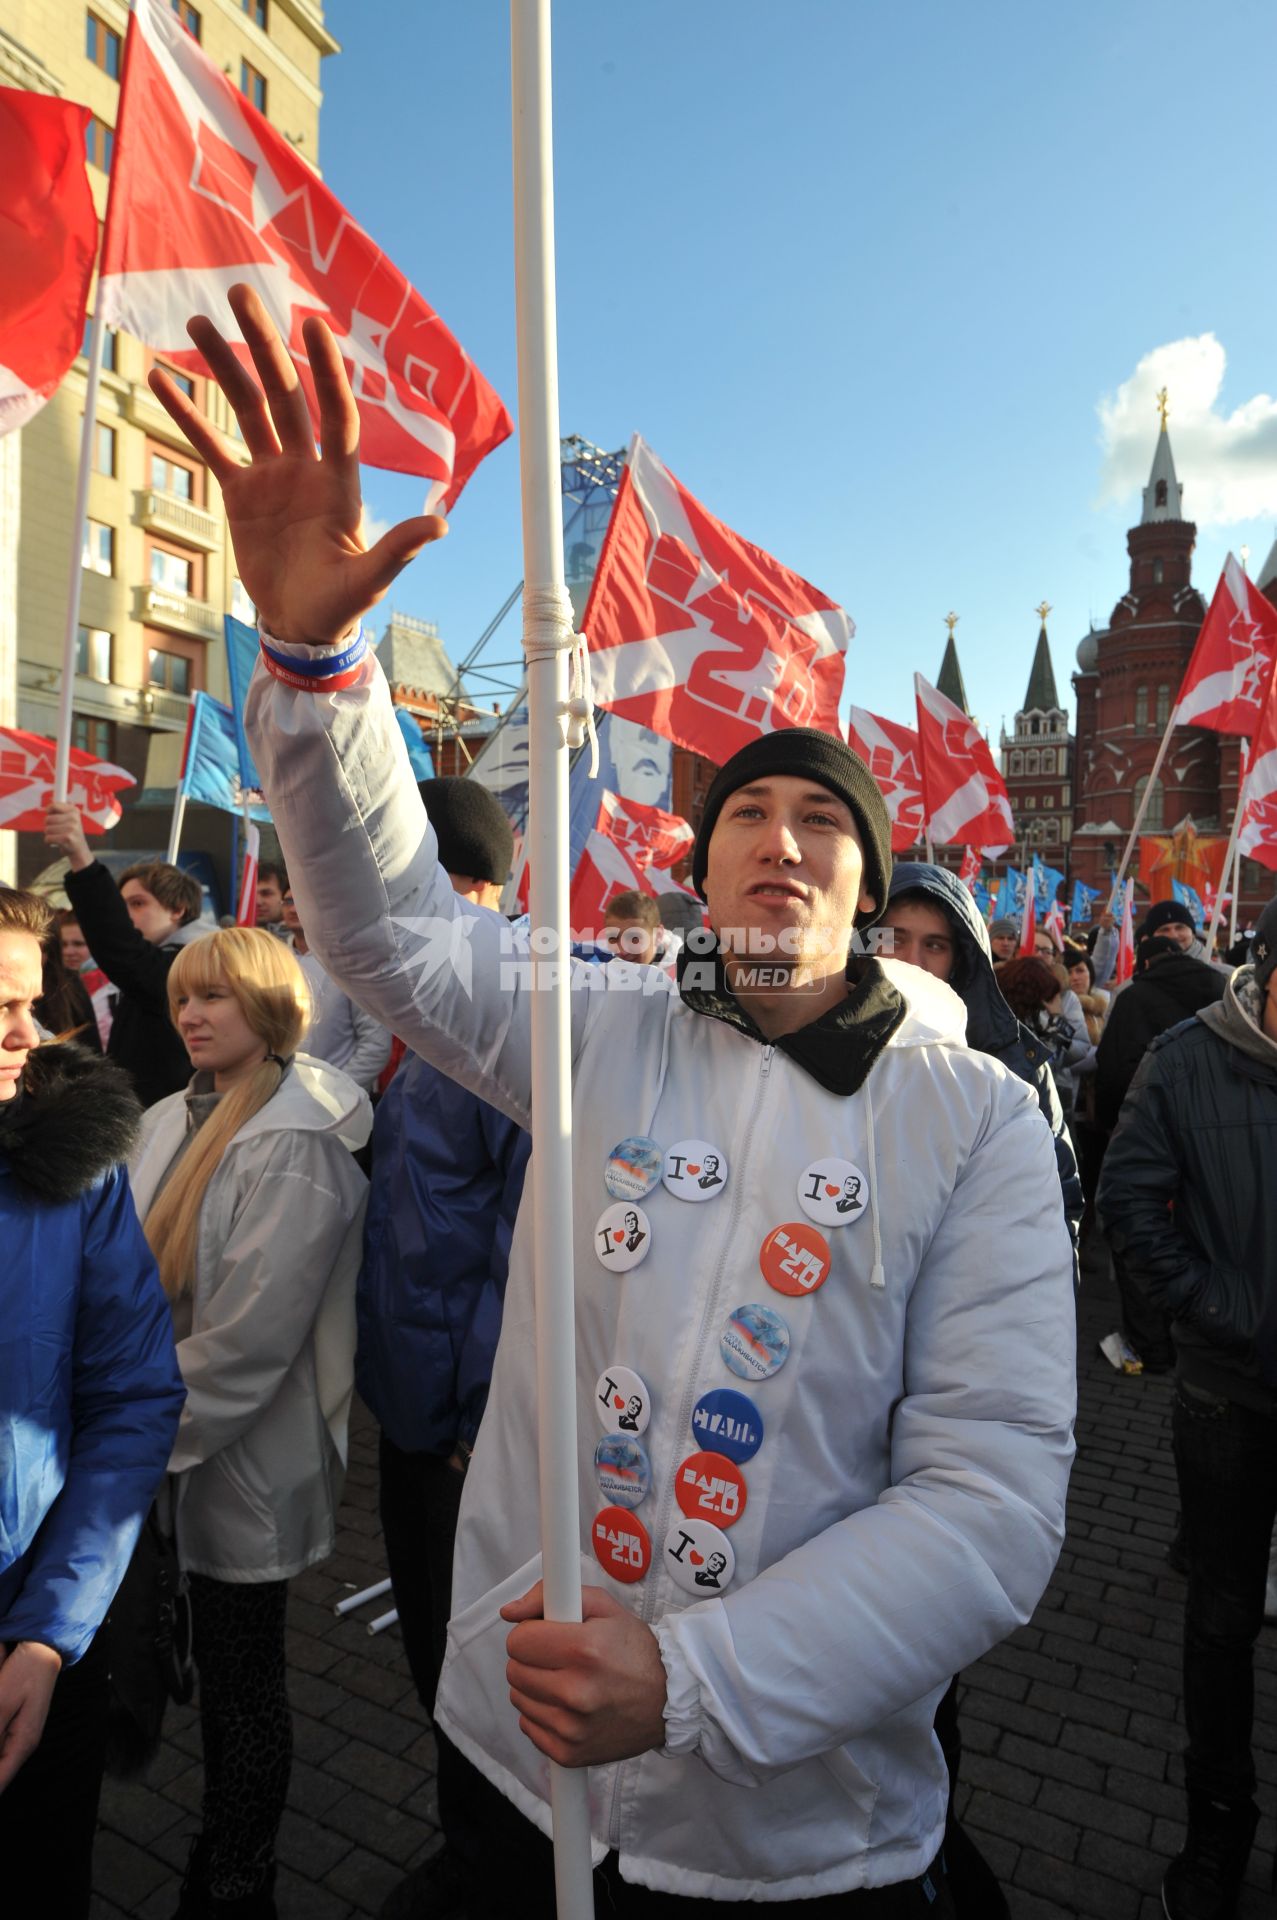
[1,288,1275,1920]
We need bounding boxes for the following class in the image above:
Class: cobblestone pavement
[91,1264,1277,1919]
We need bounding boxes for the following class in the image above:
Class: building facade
[3,0,338,882]
[999,616,1073,856]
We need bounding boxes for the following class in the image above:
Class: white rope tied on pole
[565,633,599,777]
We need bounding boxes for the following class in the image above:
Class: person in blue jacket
[0,885,185,1920]
[358,779,531,1920]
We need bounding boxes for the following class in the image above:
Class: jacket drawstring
[643,994,676,1140]
[863,1075,885,1290]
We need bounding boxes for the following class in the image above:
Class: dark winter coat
[1092,949,1225,1134]
[887,863,1084,1247]
[1098,967,1277,1404]
[0,1045,185,1661]
[357,1051,530,1456]
[63,860,205,1108]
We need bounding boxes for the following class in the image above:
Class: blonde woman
[130,928,371,1920]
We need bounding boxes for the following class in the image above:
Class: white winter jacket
[247,649,1076,1900]
[131,1055,371,1582]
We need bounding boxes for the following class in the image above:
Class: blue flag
[394,707,435,780]
[1171,878,1205,927]
[1070,879,1100,923]
[181,692,269,819]
[972,879,992,918]
[223,615,265,795]
[994,869,1018,920]
[1033,860,1065,910]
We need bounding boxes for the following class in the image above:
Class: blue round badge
[691,1388,765,1465]
[604,1136,663,1201]
[720,1303,791,1382]
[594,1433,652,1510]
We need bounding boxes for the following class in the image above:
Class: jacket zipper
[605,1042,775,1850]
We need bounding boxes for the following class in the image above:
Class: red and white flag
[0,88,97,437]
[1238,668,1277,874]
[236,821,261,925]
[1019,880,1038,956]
[958,846,981,893]
[569,789,694,940]
[1175,553,1277,736]
[98,0,510,508]
[914,674,1015,854]
[846,707,926,852]
[1044,898,1066,950]
[0,725,134,832]
[1115,879,1136,985]
[584,437,851,766]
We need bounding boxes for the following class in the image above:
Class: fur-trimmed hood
[1,1042,143,1203]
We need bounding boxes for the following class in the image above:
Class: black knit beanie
[1252,895,1277,993]
[418,778,514,884]
[1140,897,1196,941]
[690,729,892,928]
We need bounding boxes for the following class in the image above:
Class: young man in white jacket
[148,286,1077,1917]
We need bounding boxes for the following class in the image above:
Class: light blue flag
[395,708,435,780]
[1033,860,1065,909]
[1171,878,1205,927]
[181,692,270,820]
[994,869,1018,920]
[972,879,992,918]
[222,616,265,795]
[1070,879,1100,923]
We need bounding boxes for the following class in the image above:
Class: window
[1026,750,1040,776]
[76,627,111,681]
[151,450,196,501]
[85,11,122,77]
[1062,783,1072,807]
[1156,683,1171,729]
[1135,685,1149,733]
[1045,818,1060,842]
[72,715,113,759]
[81,317,117,372]
[155,363,195,401]
[1009,751,1023,776]
[93,422,116,476]
[1025,795,1037,810]
[1133,775,1164,831]
[85,116,114,173]
[171,0,201,36]
[1155,479,1168,508]
[150,546,194,595]
[82,520,113,576]
[1041,792,1054,809]
[1153,558,1164,584]
[1042,748,1055,774]
[1031,717,1041,735]
[240,59,267,112]
[148,648,192,696]
[242,0,267,25]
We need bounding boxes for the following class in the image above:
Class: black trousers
[377,1432,477,1857]
[188,1573,292,1900]
[1173,1380,1277,1805]
[0,1625,110,1920]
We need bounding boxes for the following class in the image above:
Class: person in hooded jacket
[0,886,184,1920]
[44,800,209,1106]
[150,288,1076,1919]
[1097,896,1277,1920]
[883,863,1083,1246]
[130,927,371,1920]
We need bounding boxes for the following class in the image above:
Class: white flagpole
[1112,707,1178,894]
[1206,763,1251,957]
[54,303,108,802]
[164,787,188,866]
[509,5,594,1916]
[1229,838,1242,948]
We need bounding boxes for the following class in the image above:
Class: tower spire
[1023,609,1061,713]
[1141,389,1184,523]
[937,614,969,713]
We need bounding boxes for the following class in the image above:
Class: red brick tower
[1000,608,1073,859]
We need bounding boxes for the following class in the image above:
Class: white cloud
[1097,334,1277,525]
[360,507,392,548]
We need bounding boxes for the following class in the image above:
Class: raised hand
[147,283,447,650]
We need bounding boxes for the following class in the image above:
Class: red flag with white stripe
[914,674,1015,854]
[1019,880,1038,956]
[0,88,97,437]
[1238,668,1277,873]
[98,0,510,507]
[1115,879,1136,985]
[236,821,261,926]
[1175,553,1277,737]
[0,725,134,832]
[585,438,851,765]
[958,846,981,893]
[846,707,926,853]
[568,789,693,940]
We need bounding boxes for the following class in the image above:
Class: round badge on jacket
[604,1136,663,1201]
[594,1365,652,1436]
[720,1302,791,1382]
[691,1388,764,1464]
[662,1139,729,1202]
[594,1433,652,1510]
[663,1516,736,1596]
[759,1220,832,1298]
[797,1158,867,1228]
[674,1450,747,1527]
[593,1201,652,1272]
[593,1505,651,1583]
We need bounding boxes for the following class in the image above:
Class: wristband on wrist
[259,631,368,693]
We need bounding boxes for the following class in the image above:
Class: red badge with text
[592,1505,652,1583]
[759,1221,832,1298]
[674,1450,748,1527]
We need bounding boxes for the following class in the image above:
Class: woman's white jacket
[131,1055,371,1583]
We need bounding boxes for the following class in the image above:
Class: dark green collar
[676,946,906,1097]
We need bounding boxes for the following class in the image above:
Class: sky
[322,0,1277,740]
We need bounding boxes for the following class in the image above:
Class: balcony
[139,489,223,552]
[140,584,221,642]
